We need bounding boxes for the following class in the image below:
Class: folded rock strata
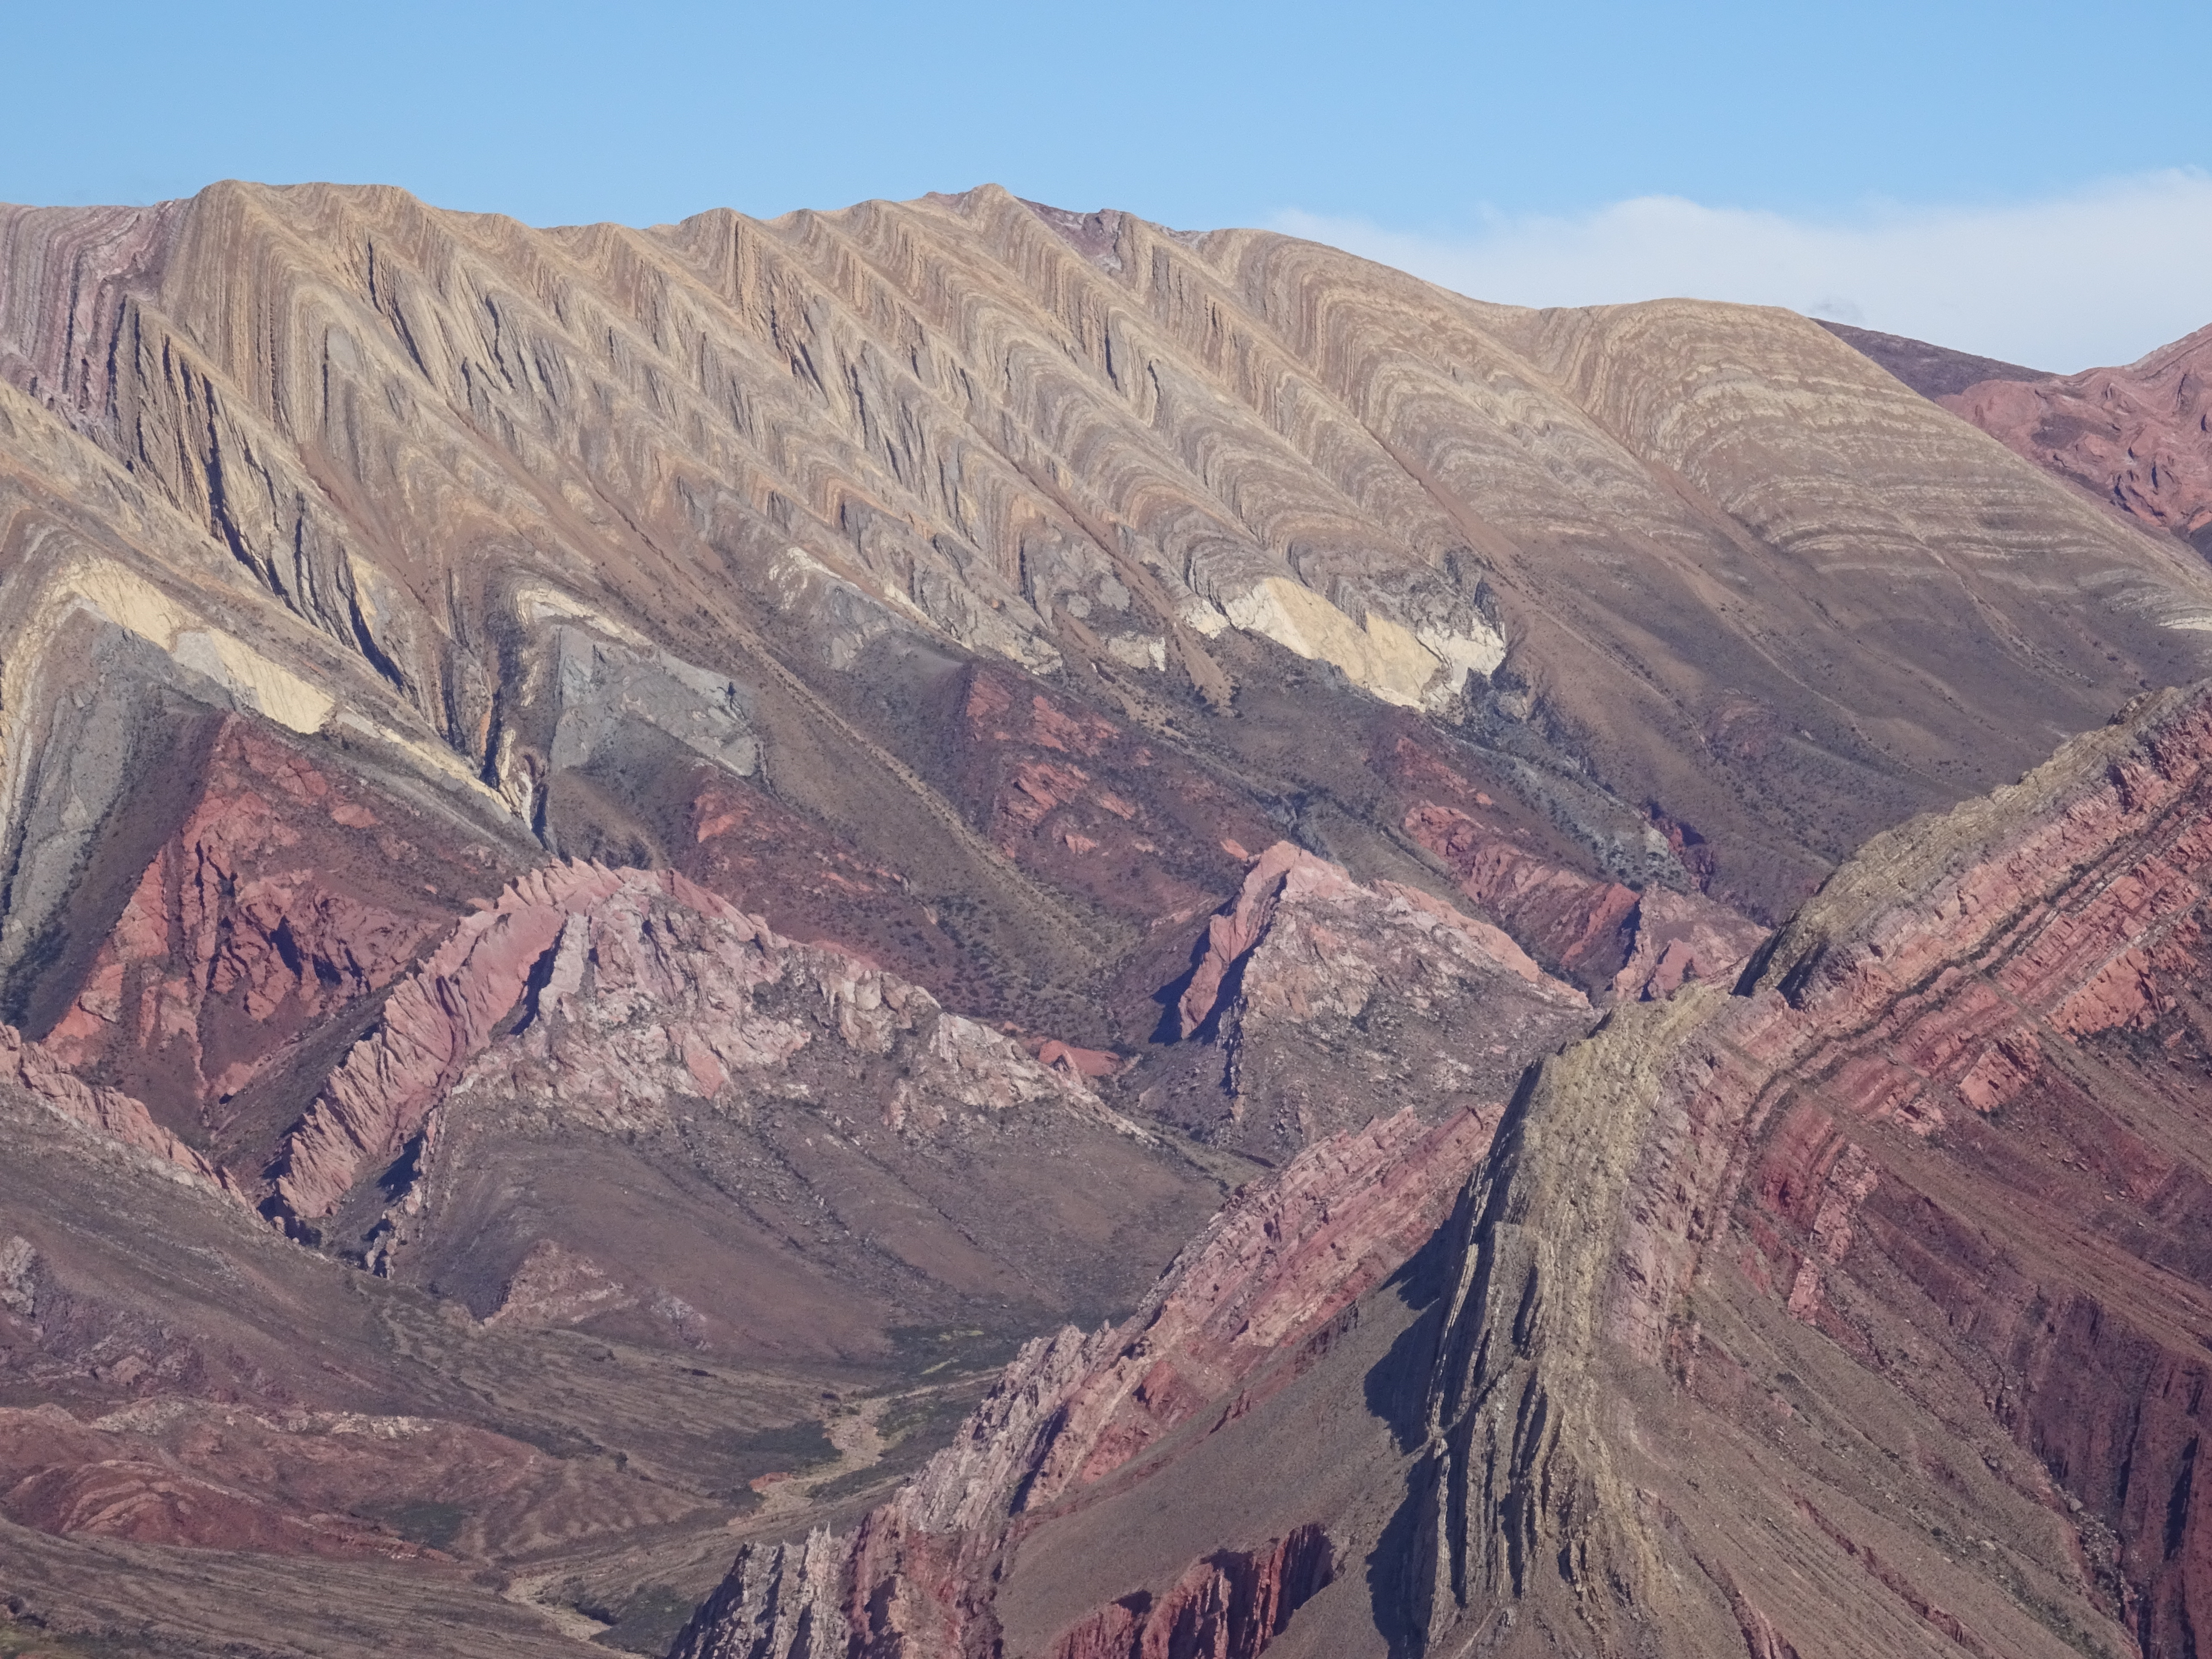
[0,1024,239,1199]
[4,182,2206,938]
[1396,679,2212,1656]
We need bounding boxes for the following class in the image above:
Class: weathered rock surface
[0,1024,239,1199]
[1148,839,1592,1156]
[681,675,2212,1659]
[672,1104,1495,1659]
[1044,1525,1334,1659]
[0,1056,877,1656]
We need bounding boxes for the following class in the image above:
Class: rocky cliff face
[29,713,518,1147]
[1391,679,2212,1657]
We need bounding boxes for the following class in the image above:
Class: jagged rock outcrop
[29,713,517,1142]
[270,856,1130,1230]
[674,1104,1496,1659]
[262,858,1214,1356]
[1152,839,1592,1155]
[1403,801,1767,1000]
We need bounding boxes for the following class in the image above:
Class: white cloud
[1275,171,2212,374]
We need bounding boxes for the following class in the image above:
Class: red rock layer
[1947,323,2212,554]
[0,1025,240,1200]
[672,765,985,1006]
[1499,680,2212,1655]
[675,1104,1495,1659]
[946,665,1273,942]
[36,716,514,1142]
[1405,802,1765,1001]
[1045,1525,1333,1659]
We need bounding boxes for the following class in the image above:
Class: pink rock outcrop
[0,1025,241,1200]
[37,716,509,1133]
[673,1103,1495,1659]
[1156,838,1592,1155]
[1947,323,2212,553]
[1405,802,1766,1001]
[266,859,1118,1228]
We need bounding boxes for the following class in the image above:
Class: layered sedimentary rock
[29,713,520,1147]
[1390,679,2212,1657]
[673,1105,1490,1659]
[684,678,2212,1659]
[271,858,1215,1357]
[0,1023,239,1198]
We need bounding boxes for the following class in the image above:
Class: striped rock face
[5,180,2212,1656]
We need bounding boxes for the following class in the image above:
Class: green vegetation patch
[712,1418,838,1482]
[588,1585,701,1655]
[358,1498,468,1551]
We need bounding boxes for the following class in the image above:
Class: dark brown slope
[679,675,2212,1659]
[1816,318,2049,399]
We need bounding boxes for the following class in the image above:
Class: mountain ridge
[6,179,2212,1654]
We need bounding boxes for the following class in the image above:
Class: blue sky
[4,0,2207,367]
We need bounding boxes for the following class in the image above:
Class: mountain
[680,676,2212,1659]
[1944,326,2212,561]
[3,179,2212,1653]
[1822,316,2212,565]
[1814,320,2049,399]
